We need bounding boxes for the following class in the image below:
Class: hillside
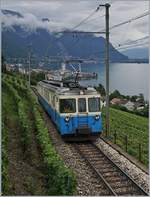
[2,9,128,63]
[2,73,76,195]
[102,107,148,166]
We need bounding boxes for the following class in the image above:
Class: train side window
[88,98,100,112]
[60,99,76,113]
[78,98,86,112]
[49,92,51,103]
[44,89,49,101]
[52,95,55,107]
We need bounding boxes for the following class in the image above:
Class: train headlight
[65,116,70,122]
[95,115,100,120]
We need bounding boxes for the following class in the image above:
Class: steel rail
[74,143,117,196]
[74,142,148,196]
[91,143,149,196]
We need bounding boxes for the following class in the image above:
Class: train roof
[38,80,99,96]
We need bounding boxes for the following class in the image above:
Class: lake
[79,63,149,100]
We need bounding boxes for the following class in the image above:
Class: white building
[18,67,26,74]
[123,101,135,111]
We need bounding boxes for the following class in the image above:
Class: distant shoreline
[114,59,149,64]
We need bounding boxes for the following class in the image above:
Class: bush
[18,102,31,153]
[2,125,9,193]
[3,79,31,154]
[33,107,76,195]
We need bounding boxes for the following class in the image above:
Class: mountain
[2,9,128,64]
[42,18,50,22]
[122,48,149,59]
[1,9,23,18]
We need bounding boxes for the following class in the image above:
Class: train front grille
[77,115,91,134]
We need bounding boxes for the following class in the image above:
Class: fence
[102,129,148,166]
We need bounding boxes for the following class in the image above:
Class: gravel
[43,113,111,195]
[95,138,149,193]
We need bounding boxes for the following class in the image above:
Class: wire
[87,35,149,58]
[110,11,149,30]
[97,11,149,32]
[117,42,149,51]
[71,4,102,31]
[67,10,149,58]
[115,36,149,48]
[85,14,105,23]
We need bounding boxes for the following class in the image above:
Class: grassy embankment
[102,107,149,166]
[2,73,76,195]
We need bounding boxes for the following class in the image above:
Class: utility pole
[105,3,110,137]
[98,3,110,137]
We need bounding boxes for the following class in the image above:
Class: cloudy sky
[1,0,149,50]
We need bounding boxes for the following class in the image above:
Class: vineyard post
[114,130,117,144]
[138,143,142,161]
[105,121,107,137]
[67,176,71,194]
[125,135,128,152]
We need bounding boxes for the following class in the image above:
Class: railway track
[74,142,148,196]
[31,87,148,196]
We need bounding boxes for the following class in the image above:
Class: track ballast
[74,142,148,196]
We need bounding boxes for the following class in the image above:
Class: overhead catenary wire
[45,5,105,61]
[35,5,149,65]
[84,14,105,24]
[115,35,149,48]
[110,12,149,30]
[88,35,149,58]
[70,5,103,31]
[57,4,105,56]
[58,9,149,60]
[116,42,149,51]
[98,11,150,32]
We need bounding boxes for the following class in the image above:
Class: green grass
[102,107,149,166]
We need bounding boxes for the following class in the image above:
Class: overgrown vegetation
[30,71,45,85]
[2,122,9,193]
[33,106,76,195]
[2,73,76,195]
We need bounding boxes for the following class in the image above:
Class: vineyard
[2,73,76,195]
[102,107,149,166]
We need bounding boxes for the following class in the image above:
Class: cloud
[1,0,149,48]
[1,12,66,32]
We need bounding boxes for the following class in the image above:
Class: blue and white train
[37,80,103,141]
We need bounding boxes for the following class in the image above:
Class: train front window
[78,98,86,112]
[60,99,76,113]
[88,98,100,112]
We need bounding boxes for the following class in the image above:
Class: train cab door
[54,96,59,123]
[77,98,88,127]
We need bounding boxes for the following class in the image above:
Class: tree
[31,71,45,85]
[138,93,144,103]
[95,84,106,96]
[2,55,6,73]
[130,95,138,102]
[109,89,122,100]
